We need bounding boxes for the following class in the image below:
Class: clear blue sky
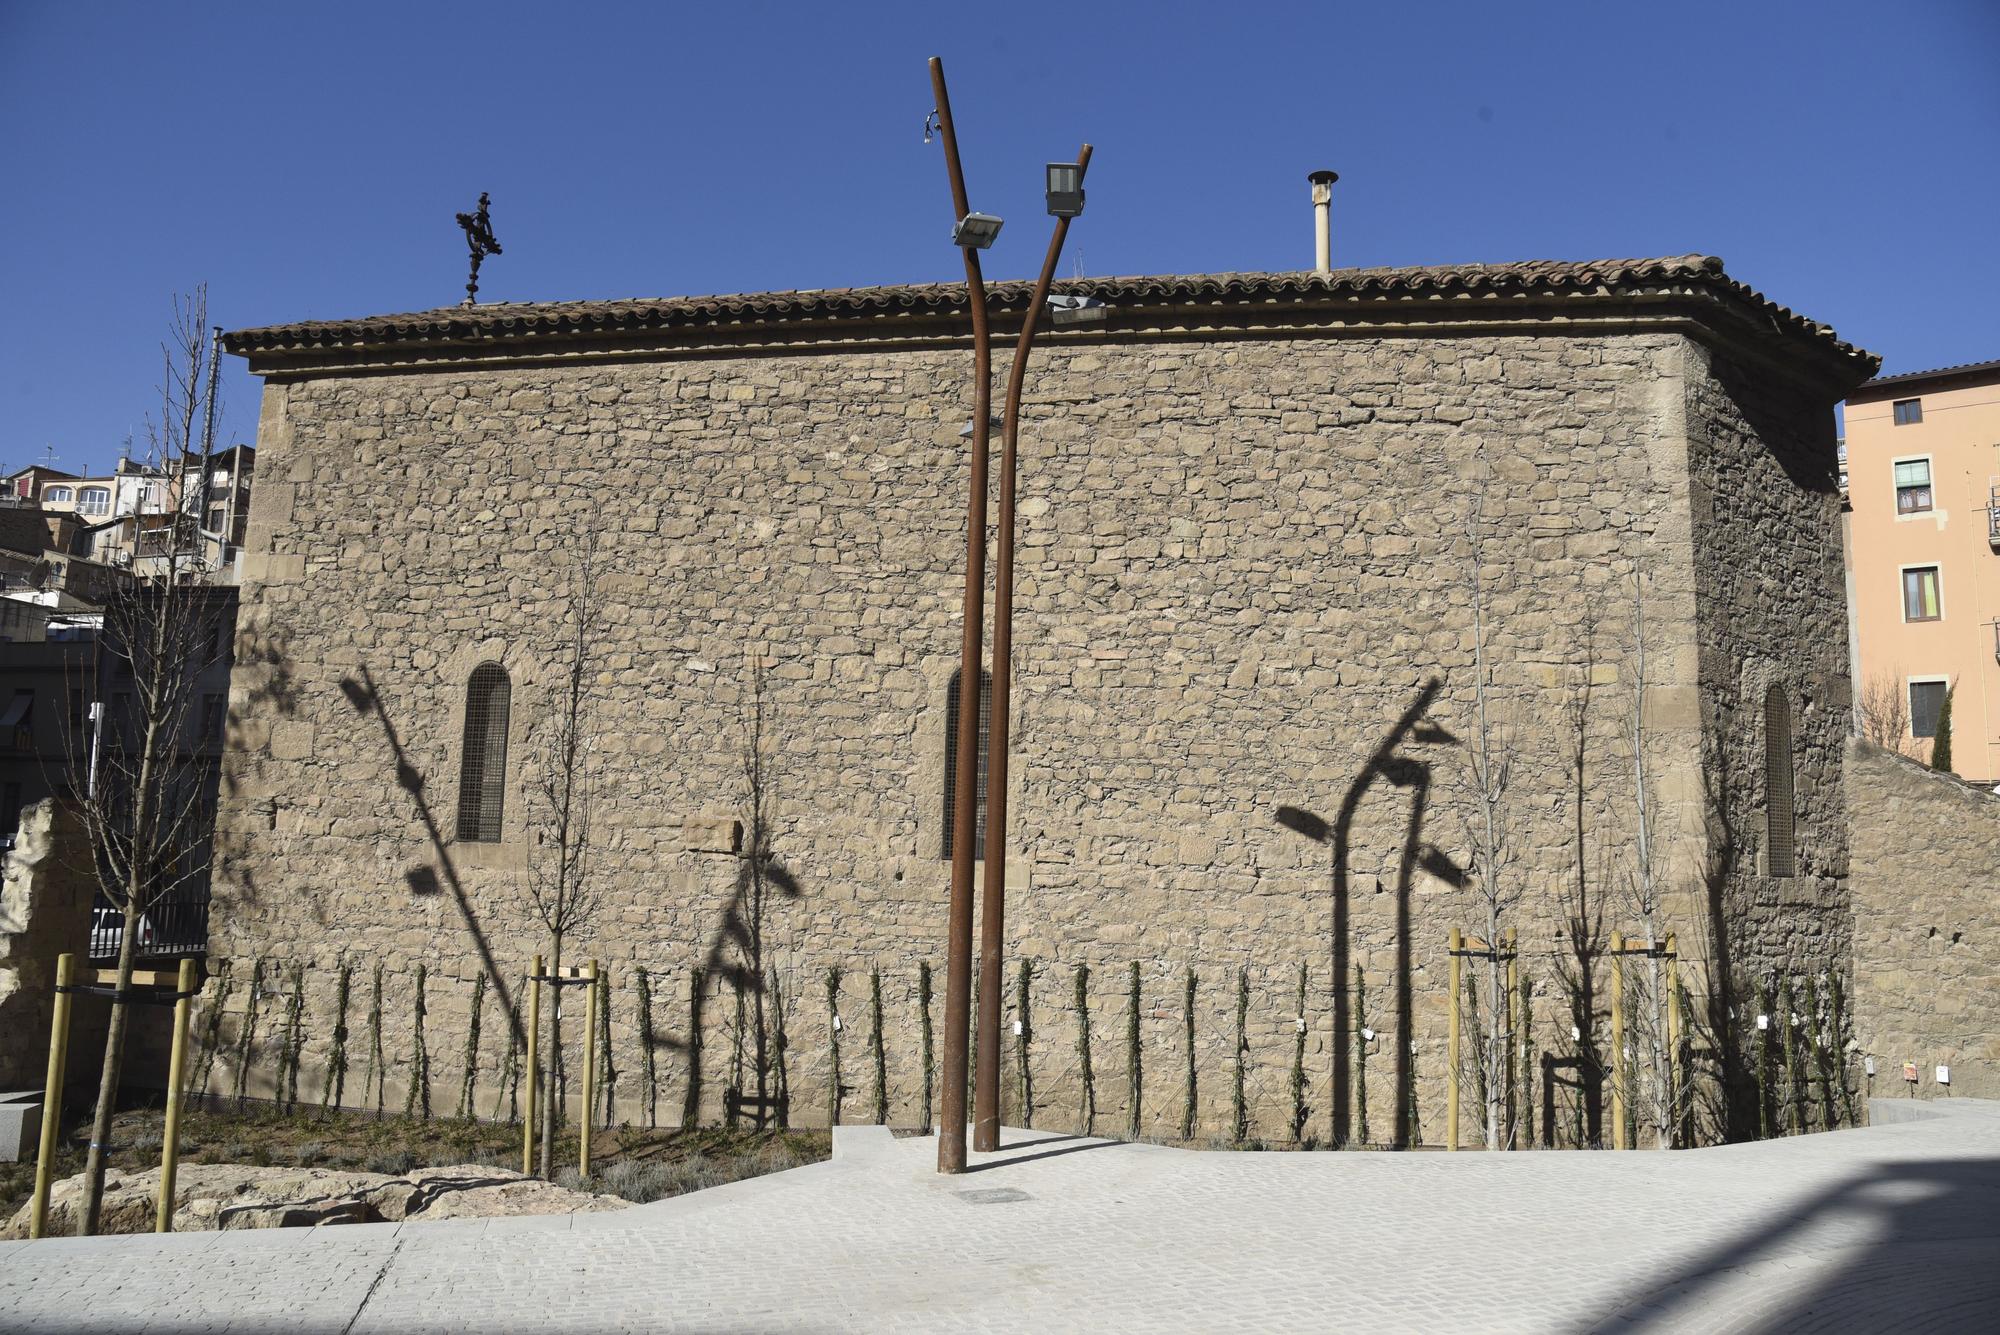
[4,1,1996,475]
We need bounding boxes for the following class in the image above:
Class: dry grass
[0,1104,828,1219]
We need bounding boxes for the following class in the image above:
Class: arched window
[44,486,72,504]
[1764,684,1795,878]
[456,664,511,843]
[941,668,992,860]
[77,486,110,516]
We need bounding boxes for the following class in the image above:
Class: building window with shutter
[1910,679,1948,738]
[940,668,992,860]
[1764,685,1796,879]
[1893,458,1933,514]
[1902,566,1942,622]
[455,664,511,843]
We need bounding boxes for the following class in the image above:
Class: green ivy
[1074,964,1094,1136]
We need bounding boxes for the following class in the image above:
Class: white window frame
[76,486,110,517]
[1907,674,1950,739]
[1892,453,1935,519]
[1899,562,1945,622]
[43,486,72,504]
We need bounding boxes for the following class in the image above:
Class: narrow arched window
[1764,684,1796,878]
[941,668,992,860]
[456,664,511,843]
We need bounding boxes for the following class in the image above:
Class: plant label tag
[1864,1056,1876,1076]
[1937,1065,1951,1085]
[1756,1014,1770,1030]
[1012,1020,1023,1036]
[832,1015,842,1031]
[1904,1062,1919,1083]
[1297,1018,1307,1034]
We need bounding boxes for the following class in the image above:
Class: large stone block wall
[205,326,1840,1144]
[1682,345,1855,1132]
[1848,739,2000,1101]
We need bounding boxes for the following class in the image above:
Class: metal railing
[87,883,210,961]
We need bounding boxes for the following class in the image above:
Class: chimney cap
[1308,169,1340,185]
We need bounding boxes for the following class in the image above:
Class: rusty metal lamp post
[972,146,1092,1154]
[929,55,995,1177]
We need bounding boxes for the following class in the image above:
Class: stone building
[213,256,1875,1146]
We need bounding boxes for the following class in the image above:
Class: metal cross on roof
[454,191,503,307]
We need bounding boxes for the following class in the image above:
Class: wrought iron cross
[454,191,503,306]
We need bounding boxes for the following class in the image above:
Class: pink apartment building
[1846,358,2000,780]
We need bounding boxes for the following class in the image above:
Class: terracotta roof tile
[225,255,1875,378]
[1852,356,2000,396]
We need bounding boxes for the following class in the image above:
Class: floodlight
[1045,162,1084,217]
[952,212,1004,249]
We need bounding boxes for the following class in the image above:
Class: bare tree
[67,289,227,1233]
[1459,474,1518,1151]
[1856,672,1915,756]
[528,523,603,1177]
[1623,571,1676,1149]
[1552,611,1606,1147]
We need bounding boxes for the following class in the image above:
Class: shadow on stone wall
[671,662,803,1131]
[1276,677,1461,1149]
[338,666,525,1054]
[217,622,301,912]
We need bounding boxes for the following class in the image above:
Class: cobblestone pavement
[3,1100,1996,1333]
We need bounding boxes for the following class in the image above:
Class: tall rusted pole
[1447,928,1462,1152]
[975,143,1092,1152]
[930,55,991,1176]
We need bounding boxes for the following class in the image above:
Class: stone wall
[0,801,103,1093]
[1848,739,2000,1101]
[208,323,1846,1145]
[1683,344,1856,1132]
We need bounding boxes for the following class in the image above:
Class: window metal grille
[456,664,511,843]
[1764,685,1796,878]
[941,668,992,860]
[1910,680,1947,737]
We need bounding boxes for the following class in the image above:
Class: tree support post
[30,953,76,1239]
[155,957,198,1232]
[1447,928,1461,1152]
[579,959,599,1180]
[523,954,542,1176]
[1610,930,1626,1150]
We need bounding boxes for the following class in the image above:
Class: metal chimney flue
[1309,170,1339,275]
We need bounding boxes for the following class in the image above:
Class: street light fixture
[952,212,1005,249]
[1045,162,1084,218]
[926,55,1094,1174]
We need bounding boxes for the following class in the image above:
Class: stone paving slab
[2,1103,1997,1332]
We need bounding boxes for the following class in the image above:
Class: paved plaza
[2,1100,1996,1333]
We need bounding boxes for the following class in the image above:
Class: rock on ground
[2,1162,627,1238]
